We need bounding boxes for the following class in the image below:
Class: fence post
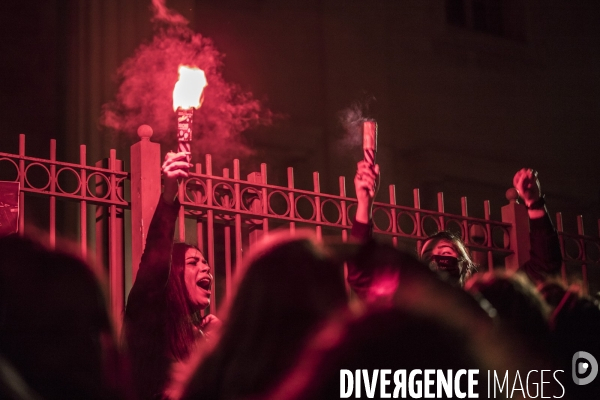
[501,188,530,272]
[247,171,263,246]
[130,125,161,282]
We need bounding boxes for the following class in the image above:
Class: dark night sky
[0,0,599,237]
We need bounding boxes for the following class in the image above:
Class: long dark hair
[124,241,205,399]
[182,230,348,400]
[166,243,204,360]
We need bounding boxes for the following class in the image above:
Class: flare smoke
[101,0,272,165]
[338,97,376,150]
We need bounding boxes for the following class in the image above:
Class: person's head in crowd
[538,281,600,397]
[465,271,551,358]
[538,280,600,353]
[420,231,477,286]
[265,306,492,400]
[0,234,128,400]
[267,307,484,400]
[537,280,572,310]
[181,229,347,400]
[348,240,423,305]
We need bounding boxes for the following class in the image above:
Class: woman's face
[183,247,212,309]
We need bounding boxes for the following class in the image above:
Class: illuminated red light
[173,65,208,111]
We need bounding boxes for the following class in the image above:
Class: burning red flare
[101,1,272,166]
[173,65,207,111]
[173,65,207,162]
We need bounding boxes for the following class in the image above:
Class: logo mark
[572,351,598,385]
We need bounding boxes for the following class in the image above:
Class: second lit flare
[173,65,208,162]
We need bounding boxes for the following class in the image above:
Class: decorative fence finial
[506,188,518,203]
[137,125,154,140]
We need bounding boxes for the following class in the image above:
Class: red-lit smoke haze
[151,0,187,25]
[338,102,366,149]
[337,98,375,150]
[102,0,272,165]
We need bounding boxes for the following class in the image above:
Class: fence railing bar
[17,188,130,207]
[108,149,123,333]
[287,167,296,235]
[437,192,445,232]
[18,135,25,234]
[222,167,232,305]
[182,174,513,226]
[179,201,512,243]
[49,139,57,249]
[313,172,322,241]
[179,196,511,229]
[0,152,130,177]
[233,159,242,302]
[414,189,422,255]
[260,163,269,234]
[557,231,600,241]
[80,144,88,259]
[389,185,398,248]
[339,176,348,243]
[194,163,205,255]
[205,154,216,315]
[338,175,350,294]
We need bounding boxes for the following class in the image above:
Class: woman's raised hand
[162,151,192,205]
[354,160,380,224]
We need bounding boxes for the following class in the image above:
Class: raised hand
[162,151,192,204]
[354,160,380,224]
[513,168,541,207]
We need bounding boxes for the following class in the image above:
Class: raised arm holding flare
[512,168,562,283]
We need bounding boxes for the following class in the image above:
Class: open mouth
[196,278,212,291]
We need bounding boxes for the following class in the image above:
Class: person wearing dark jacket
[124,151,220,399]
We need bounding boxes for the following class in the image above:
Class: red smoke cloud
[150,0,187,25]
[102,0,271,164]
[338,97,376,150]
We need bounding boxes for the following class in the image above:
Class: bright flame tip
[173,65,208,111]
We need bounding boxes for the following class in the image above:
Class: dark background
[0,0,599,236]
